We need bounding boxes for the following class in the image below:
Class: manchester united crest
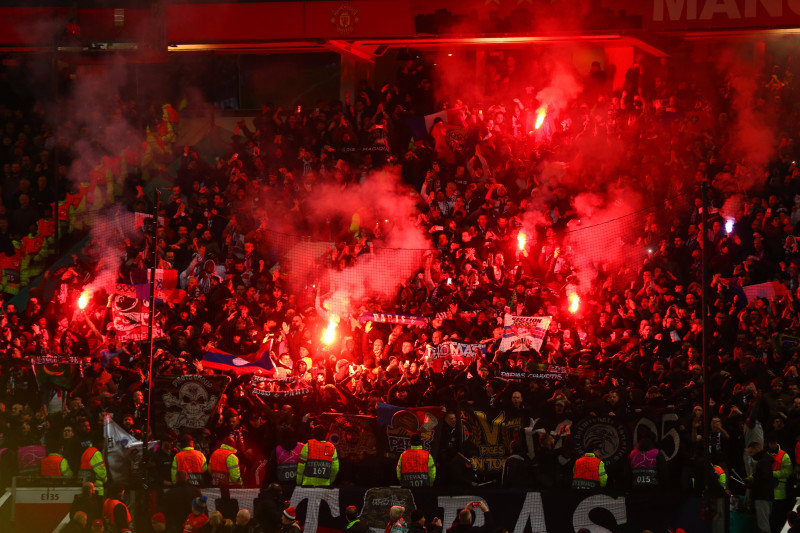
[331,3,359,35]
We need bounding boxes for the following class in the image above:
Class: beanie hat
[152,513,166,524]
[283,506,296,520]
[222,436,237,450]
[192,496,208,513]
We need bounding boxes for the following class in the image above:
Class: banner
[250,375,311,398]
[153,374,230,434]
[425,342,486,372]
[499,314,551,353]
[109,293,164,342]
[199,486,706,533]
[31,355,82,389]
[571,416,631,468]
[461,406,525,474]
[319,413,379,461]
[647,0,800,31]
[377,403,445,455]
[498,370,566,382]
[498,363,571,382]
[358,312,428,327]
[251,386,312,399]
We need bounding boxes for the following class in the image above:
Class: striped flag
[202,343,275,376]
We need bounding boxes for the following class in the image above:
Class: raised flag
[499,314,552,353]
[202,343,275,376]
[130,268,180,298]
[109,293,164,342]
[425,341,486,372]
[104,413,155,484]
[115,282,185,303]
[31,355,82,389]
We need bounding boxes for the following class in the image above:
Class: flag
[130,268,182,301]
[134,212,165,231]
[318,412,378,460]
[726,279,790,310]
[110,293,164,342]
[425,341,485,372]
[31,355,81,389]
[104,413,155,484]
[153,374,230,434]
[202,344,275,376]
[740,281,789,306]
[115,282,185,303]
[377,403,444,454]
[499,314,552,353]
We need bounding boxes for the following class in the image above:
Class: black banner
[152,374,230,435]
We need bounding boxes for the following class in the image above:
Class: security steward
[78,439,108,496]
[628,433,660,488]
[172,434,208,486]
[572,441,607,489]
[297,425,338,486]
[41,443,73,477]
[396,433,436,487]
[210,436,243,487]
[767,433,793,533]
[102,486,132,532]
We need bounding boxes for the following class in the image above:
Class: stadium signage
[649,0,800,30]
[201,486,704,533]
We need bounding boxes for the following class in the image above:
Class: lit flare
[725,218,734,234]
[568,293,580,314]
[534,107,546,130]
[78,291,89,310]
[517,231,527,251]
[322,319,337,345]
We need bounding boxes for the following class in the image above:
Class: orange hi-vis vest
[305,440,335,479]
[38,218,55,238]
[210,447,236,486]
[22,233,43,255]
[40,453,66,476]
[176,448,205,485]
[103,498,132,525]
[399,448,431,487]
[573,455,601,489]
[80,447,99,470]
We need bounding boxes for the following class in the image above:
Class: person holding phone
[445,501,491,533]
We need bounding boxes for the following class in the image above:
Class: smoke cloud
[284,168,431,318]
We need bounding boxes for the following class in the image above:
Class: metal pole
[52,11,61,257]
[700,178,712,517]
[142,189,160,466]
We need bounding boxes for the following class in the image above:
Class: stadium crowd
[0,46,800,533]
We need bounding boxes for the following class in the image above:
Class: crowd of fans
[1,45,800,533]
